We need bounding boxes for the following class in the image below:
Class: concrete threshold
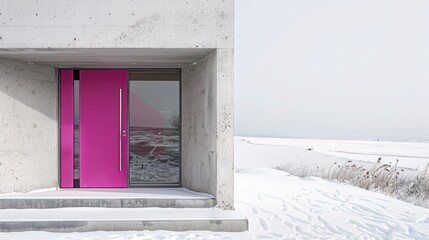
[0,188,215,209]
[0,207,248,232]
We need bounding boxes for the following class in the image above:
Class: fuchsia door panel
[79,70,128,188]
[60,70,74,188]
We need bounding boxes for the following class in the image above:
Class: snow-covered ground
[1,137,429,239]
[236,137,429,171]
[236,168,429,239]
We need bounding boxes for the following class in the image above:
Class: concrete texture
[0,208,248,232]
[0,0,234,210]
[0,188,215,209]
[0,0,233,49]
[215,49,234,209]
[0,57,58,194]
[0,198,215,209]
[182,48,234,210]
[0,219,248,232]
[182,51,218,202]
[0,48,215,68]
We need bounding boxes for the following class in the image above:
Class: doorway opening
[60,69,181,188]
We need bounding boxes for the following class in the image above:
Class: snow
[1,137,429,239]
[237,137,429,171]
[235,168,429,239]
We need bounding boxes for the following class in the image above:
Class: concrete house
[0,0,246,232]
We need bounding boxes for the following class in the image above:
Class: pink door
[79,70,128,188]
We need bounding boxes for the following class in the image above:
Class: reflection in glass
[129,79,180,185]
[73,80,80,186]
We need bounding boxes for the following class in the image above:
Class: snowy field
[1,137,429,239]
[236,137,429,171]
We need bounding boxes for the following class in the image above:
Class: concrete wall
[215,49,234,209]
[0,0,234,209]
[182,49,234,209]
[0,58,58,193]
[182,51,218,201]
[0,0,233,49]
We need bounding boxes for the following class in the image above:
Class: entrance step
[0,207,248,232]
[0,188,215,209]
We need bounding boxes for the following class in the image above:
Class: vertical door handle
[119,88,122,172]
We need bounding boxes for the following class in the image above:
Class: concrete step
[0,207,248,232]
[0,188,215,209]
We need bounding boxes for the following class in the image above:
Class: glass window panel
[129,78,180,186]
[73,80,80,187]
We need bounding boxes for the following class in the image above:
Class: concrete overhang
[0,48,214,68]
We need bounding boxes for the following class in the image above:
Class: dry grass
[276,159,429,209]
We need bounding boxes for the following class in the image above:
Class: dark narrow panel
[73,76,80,188]
[73,70,80,80]
[129,69,180,81]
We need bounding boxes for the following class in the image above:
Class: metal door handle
[119,88,122,172]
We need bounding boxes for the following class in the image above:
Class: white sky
[234,0,429,141]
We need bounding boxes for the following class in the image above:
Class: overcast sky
[234,0,429,141]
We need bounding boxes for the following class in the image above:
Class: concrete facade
[0,0,234,209]
[0,0,233,49]
[0,58,58,193]
[182,50,234,209]
[182,52,218,201]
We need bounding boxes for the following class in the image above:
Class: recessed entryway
[59,69,181,188]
